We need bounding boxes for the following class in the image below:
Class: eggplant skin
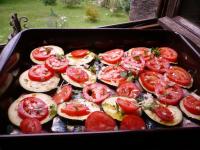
[179,93,200,121]
[8,93,57,126]
[19,70,60,92]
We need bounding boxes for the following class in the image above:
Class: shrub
[99,0,131,14]
[85,4,100,22]
[119,0,131,14]
[42,0,57,6]
[60,0,81,7]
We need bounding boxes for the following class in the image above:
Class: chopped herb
[115,103,120,113]
[136,96,144,102]
[88,65,96,74]
[127,75,135,82]
[95,55,100,61]
[45,47,52,53]
[133,56,140,61]
[56,54,64,60]
[120,71,128,78]
[150,47,160,57]
[50,104,57,117]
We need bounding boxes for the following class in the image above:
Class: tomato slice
[120,56,145,75]
[20,118,42,134]
[71,49,89,58]
[45,55,68,73]
[53,85,72,104]
[32,47,52,61]
[85,111,116,132]
[66,67,89,83]
[158,47,178,63]
[28,65,54,81]
[100,65,127,85]
[139,70,163,92]
[18,97,49,121]
[117,82,140,98]
[166,66,192,87]
[116,98,139,114]
[99,49,124,64]
[83,83,111,104]
[155,80,183,105]
[120,115,146,130]
[129,47,152,61]
[146,57,170,73]
[61,103,90,116]
[153,106,174,122]
[183,95,200,115]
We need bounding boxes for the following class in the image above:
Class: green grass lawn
[0,0,129,43]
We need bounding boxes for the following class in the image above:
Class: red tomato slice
[166,66,192,87]
[158,47,178,63]
[139,70,163,92]
[117,82,140,98]
[100,65,126,85]
[61,103,90,116]
[85,111,116,132]
[53,85,72,104]
[130,47,152,61]
[116,98,139,114]
[66,67,89,83]
[28,65,54,82]
[45,55,69,73]
[153,106,174,122]
[99,49,124,64]
[120,56,145,75]
[120,115,146,130]
[155,80,183,105]
[20,118,42,134]
[32,47,52,61]
[71,49,89,58]
[18,97,49,121]
[83,83,111,104]
[183,95,200,115]
[146,57,170,73]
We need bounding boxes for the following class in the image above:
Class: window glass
[178,0,200,26]
[0,0,161,44]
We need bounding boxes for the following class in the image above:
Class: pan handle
[0,32,22,73]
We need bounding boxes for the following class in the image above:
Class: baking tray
[0,29,200,147]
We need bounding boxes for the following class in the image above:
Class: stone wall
[129,0,160,21]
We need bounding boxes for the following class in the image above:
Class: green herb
[45,47,52,53]
[127,75,134,82]
[56,54,64,60]
[50,104,57,117]
[120,71,128,78]
[95,55,100,61]
[150,47,160,57]
[133,56,140,61]
[142,100,158,111]
[115,103,120,113]
[136,96,144,102]
[88,65,96,74]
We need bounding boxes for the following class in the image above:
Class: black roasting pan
[0,29,200,148]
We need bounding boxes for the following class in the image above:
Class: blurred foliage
[60,0,81,8]
[85,3,100,22]
[42,0,57,6]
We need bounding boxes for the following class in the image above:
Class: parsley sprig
[150,47,160,57]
